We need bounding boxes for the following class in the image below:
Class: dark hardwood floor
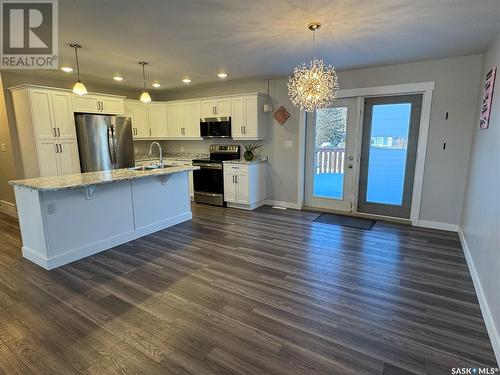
[0,204,497,374]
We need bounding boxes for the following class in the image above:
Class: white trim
[227,200,266,211]
[0,200,17,218]
[458,227,500,365]
[409,89,433,225]
[296,111,307,209]
[416,220,458,232]
[264,200,301,210]
[297,81,435,224]
[336,82,435,99]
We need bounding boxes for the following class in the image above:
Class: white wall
[162,54,483,224]
[0,75,17,208]
[460,32,500,363]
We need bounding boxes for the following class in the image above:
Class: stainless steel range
[192,144,240,206]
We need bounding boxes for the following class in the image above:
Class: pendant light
[69,43,87,96]
[264,78,273,113]
[288,22,339,112]
[138,61,152,103]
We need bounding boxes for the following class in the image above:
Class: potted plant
[243,143,262,161]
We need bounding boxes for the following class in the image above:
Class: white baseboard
[416,219,458,232]
[458,227,500,366]
[0,200,17,218]
[264,200,301,210]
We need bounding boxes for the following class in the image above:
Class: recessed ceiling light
[217,73,228,79]
[113,76,124,81]
[152,82,161,88]
[61,66,73,73]
[182,78,191,84]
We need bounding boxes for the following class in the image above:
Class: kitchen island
[9,165,199,270]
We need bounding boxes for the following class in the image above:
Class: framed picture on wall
[480,66,496,129]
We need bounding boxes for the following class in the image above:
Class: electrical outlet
[46,203,56,215]
[0,143,6,152]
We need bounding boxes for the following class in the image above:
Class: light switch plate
[283,140,294,148]
[0,143,6,152]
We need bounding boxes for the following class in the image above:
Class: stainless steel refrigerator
[74,114,135,173]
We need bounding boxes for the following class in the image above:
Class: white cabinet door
[201,100,217,118]
[72,94,101,113]
[216,98,232,117]
[30,89,55,139]
[57,140,81,175]
[148,103,168,137]
[167,103,184,137]
[231,96,244,138]
[244,95,258,138]
[132,103,150,138]
[37,140,59,177]
[236,169,249,204]
[101,97,124,115]
[223,169,236,203]
[51,91,75,139]
[183,101,201,137]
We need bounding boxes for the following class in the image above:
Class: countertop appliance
[192,144,240,206]
[75,114,135,173]
[200,117,231,138]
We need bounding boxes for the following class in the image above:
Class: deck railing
[315,147,345,174]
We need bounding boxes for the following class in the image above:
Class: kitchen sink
[128,164,175,171]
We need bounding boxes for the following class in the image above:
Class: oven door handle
[193,163,222,170]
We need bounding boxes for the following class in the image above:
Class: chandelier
[288,22,339,112]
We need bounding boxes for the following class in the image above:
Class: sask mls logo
[0,0,58,69]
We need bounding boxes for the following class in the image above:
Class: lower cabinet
[36,139,81,177]
[223,162,266,210]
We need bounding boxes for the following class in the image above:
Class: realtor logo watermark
[1,0,58,69]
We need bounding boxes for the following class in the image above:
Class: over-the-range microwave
[200,117,231,138]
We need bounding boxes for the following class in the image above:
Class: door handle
[348,156,353,161]
[347,164,353,169]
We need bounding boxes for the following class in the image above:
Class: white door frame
[297,82,435,226]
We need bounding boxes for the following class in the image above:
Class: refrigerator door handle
[107,125,116,167]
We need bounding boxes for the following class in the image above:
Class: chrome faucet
[149,142,163,167]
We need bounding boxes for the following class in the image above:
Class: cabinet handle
[57,127,60,137]
[232,175,235,183]
[235,175,238,183]
[54,144,58,153]
[53,128,57,137]
[243,126,246,134]
[100,101,104,111]
[59,144,63,153]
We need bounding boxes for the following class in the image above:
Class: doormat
[313,213,376,231]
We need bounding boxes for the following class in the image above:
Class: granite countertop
[222,156,268,165]
[135,152,208,162]
[9,165,200,192]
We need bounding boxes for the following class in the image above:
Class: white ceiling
[23,0,500,90]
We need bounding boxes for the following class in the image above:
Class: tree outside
[315,107,347,148]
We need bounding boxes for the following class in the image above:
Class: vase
[243,151,254,161]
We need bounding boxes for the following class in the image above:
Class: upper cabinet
[167,100,201,139]
[201,97,232,118]
[125,100,168,139]
[231,94,266,140]
[73,93,125,115]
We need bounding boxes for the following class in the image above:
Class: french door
[304,98,359,211]
[357,95,422,218]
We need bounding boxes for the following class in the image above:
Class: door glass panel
[366,103,411,205]
[313,107,348,200]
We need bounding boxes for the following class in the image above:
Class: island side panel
[131,172,192,234]
[41,181,135,269]
[14,185,51,268]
